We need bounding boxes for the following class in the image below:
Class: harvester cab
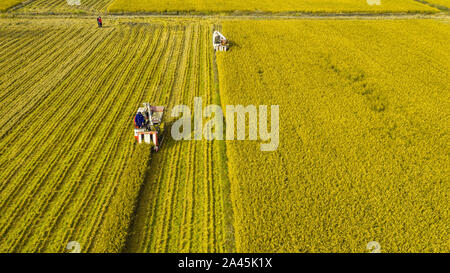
[213,31,229,52]
[134,103,165,151]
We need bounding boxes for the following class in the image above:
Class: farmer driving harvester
[134,111,146,129]
[133,103,165,151]
[134,109,149,129]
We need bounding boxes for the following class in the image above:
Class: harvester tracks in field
[124,21,236,253]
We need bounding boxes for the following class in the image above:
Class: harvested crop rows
[0,18,234,253]
[217,19,450,253]
[126,22,235,253]
[0,18,153,253]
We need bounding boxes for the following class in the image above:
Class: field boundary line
[2,12,450,20]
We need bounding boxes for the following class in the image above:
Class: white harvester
[213,31,229,52]
[133,103,165,151]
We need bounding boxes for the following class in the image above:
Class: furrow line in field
[177,24,196,253]
[198,24,212,252]
[122,25,176,252]
[0,25,61,73]
[162,28,197,248]
[15,25,144,249]
[0,27,111,162]
[82,26,170,253]
[189,24,203,252]
[141,29,189,251]
[159,23,200,252]
[201,24,216,252]
[157,25,193,252]
[0,24,77,84]
[0,26,80,112]
[127,23,192,253]
[145,23,195,253]
[0,25,64,74]
[0,28,95,139]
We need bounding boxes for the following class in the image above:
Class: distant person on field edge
[97,16,102,28]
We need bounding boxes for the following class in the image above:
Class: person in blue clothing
[134,112,146,129]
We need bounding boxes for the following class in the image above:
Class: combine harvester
[134,103,165,151]
[213,31,229,52]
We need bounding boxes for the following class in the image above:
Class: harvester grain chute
[134,103,165,151]
[213,31,229,52]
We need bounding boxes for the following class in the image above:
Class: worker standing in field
[97,16,102,28]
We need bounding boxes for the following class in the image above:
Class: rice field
[216,19,450,253]
[425,0,450,9]
[124,21,235,253]
[0,2,448,254]
[14,0,114,13]
[0,17,235,252]
[0,17,156,252]
[107,0,438,14]
[0,0,24,12]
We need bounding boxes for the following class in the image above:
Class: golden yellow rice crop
[217,19,450,252]
[0,0,24,12]
[108,0,438,13]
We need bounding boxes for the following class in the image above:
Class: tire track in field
[158,23,200,253]
[82,25,172,252]
[153,36,192,251]
[126,23,194,253]
[125,23,192,253]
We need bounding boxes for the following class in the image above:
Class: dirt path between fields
[3,11,450,21]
